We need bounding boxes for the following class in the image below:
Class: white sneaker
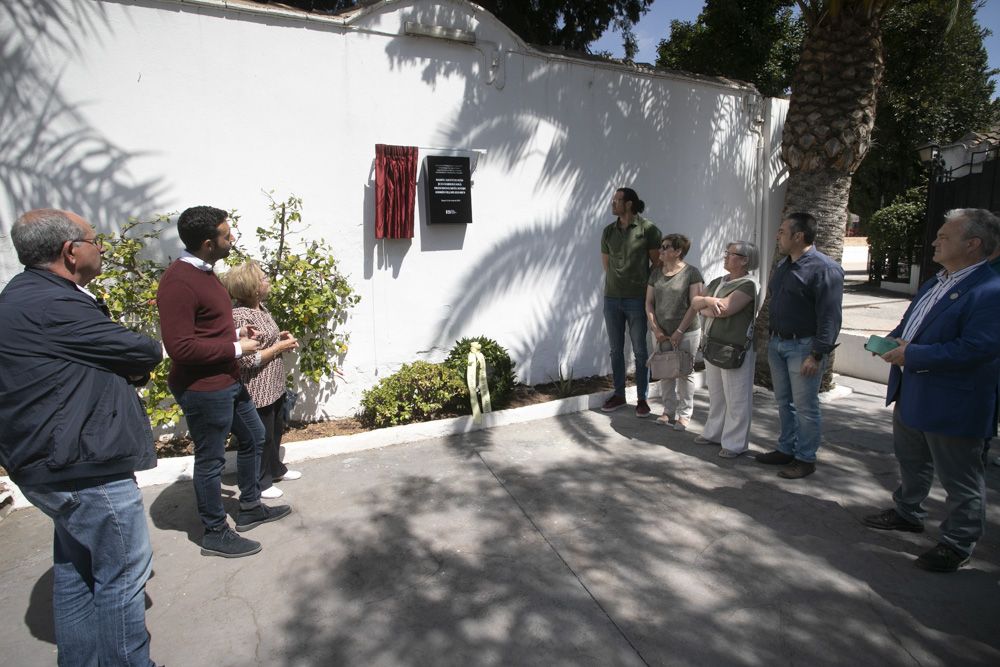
[718,448,747,459]
[260,486,283,499]
[276,470,302,482]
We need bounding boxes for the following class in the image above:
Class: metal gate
[919,146,1000,283]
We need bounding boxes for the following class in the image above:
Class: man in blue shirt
[756,212,844,479]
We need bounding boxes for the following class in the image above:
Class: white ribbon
[466,342,492,423]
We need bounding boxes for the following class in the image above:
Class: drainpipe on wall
[746,92,766,282]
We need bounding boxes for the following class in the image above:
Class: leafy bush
[444,336,517,409]
[98,214,180,426]
[359,362,465,428]
[867,185,926,284]
[228,193,361,383]
[97,193,359,427]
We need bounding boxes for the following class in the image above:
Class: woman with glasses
[645,233,704,430]
[221,261,302,499]
[690,242,759,457]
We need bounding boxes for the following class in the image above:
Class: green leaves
[444,336,518,409]
[357,336,519,429]
[847,0,996,220]
[655,0,804,97]
[359,361,466,429]
[229,193,360,385]
[96,195,360,427]
[867,185,927,283]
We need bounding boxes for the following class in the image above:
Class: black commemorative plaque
[425,156,472,224]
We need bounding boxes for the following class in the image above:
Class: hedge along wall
[0,0,789,421]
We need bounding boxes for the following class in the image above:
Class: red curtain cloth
[374,144,418,239]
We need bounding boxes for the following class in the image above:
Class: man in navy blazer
[863,208,1000,572]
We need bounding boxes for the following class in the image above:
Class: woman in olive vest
[690,241,759,457]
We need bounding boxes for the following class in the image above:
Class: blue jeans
[768,336,824,462]
[174,382,265,530]
[603,296,649,399]
[20,476,154,667]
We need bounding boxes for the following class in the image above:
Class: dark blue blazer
[0,269,163,485]
[886,263,1000,438]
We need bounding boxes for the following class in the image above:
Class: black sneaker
[601,394,627,412]
[635,399,651,418]
[915,543,970,572]
[201,526,261,558]
[755,450,795,465]
[235,503,292,532]
[777,460,816,479]
[862,508,924,533]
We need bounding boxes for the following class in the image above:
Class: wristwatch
[810,351,824,362]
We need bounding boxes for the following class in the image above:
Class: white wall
[1,0,776,419]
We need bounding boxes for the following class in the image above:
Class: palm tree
[755,0,955,388]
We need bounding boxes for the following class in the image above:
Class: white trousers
[657,330,701,420]
[702,345,755,453]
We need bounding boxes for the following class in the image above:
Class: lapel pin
[949,292,959,300]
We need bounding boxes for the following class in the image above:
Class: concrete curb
[834,332,892,384]
[1,383,664,511]
[0,368,864,512]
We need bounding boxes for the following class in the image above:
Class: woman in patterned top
[222,261,301,499]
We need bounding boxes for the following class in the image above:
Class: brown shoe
[601,394,627,412]
[778,459,816,479]
[755,450,795,465]
[635,400,651,418]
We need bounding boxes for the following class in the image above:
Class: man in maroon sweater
[158,206,291,557]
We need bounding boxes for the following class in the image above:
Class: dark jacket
[0,268,162,485]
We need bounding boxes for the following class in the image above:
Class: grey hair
[728,240,759,271]
[946,208,999,257]
[10,209,81,268]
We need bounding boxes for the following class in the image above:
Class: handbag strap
[703,276,756,346]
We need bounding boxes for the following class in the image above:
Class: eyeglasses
[723,251,745,257]
[73,238,103,249]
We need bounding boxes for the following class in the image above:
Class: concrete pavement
[2,374,998,667]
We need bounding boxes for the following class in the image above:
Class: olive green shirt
[702,276,758,346]
[648,264,704,333]
[601,214,662,298]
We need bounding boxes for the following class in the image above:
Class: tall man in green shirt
[600,187,662,417]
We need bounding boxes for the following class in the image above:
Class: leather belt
[770,331,811,340]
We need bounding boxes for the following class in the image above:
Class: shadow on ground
[274,406,999,666]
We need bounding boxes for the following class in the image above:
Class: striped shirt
[900,260,987,341]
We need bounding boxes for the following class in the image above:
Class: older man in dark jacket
[0,209,162,666]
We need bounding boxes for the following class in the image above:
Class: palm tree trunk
[754,170,852,389]
[755,2,886,390]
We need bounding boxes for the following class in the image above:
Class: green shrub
[97,193,359,427]
[359,361,465,428]
[867,185,926,284]
[445,336,518,409]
